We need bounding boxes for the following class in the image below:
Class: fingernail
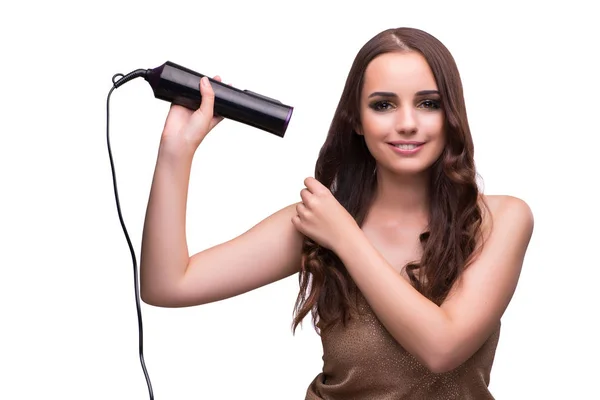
[201,77,208,86]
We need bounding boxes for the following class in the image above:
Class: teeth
[394,144,419,150]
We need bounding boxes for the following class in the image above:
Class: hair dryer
[113,61,293,137]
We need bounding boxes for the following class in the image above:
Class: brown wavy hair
[292,27,487,334]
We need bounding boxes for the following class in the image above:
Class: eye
[370,100,394,111]
[418,99,441,110]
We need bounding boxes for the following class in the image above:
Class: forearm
[140,138,196,304]
[335,227,453,371]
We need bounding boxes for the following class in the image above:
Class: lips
[388,141,425,146]
[392,143,421,150]
[387,141,425,155]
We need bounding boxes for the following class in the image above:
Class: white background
[1,1,598,399]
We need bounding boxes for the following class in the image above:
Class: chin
[378,155,441,178]
[388,163,435,177]
[382,145,443,175]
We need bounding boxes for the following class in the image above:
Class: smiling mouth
[392,143,422,150]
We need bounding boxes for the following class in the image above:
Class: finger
[306,177,328,195]
[210,75,224,121]
[300,188,311,205]
[201,76,227,132]
[184,77,216,135]
[291,214,301,229]
[198,76,215,119]
[206,76,225,130]
[303,177,317,193]
[296,202,308,217]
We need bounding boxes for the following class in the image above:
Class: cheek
[360,113,388,147]
[361,112,394,137]
[421,114,446,155]
[418,113,445,139]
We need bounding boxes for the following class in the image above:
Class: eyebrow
[367,90,440,98]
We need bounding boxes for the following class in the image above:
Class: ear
[354,124,364,136]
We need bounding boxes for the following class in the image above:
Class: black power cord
[106,69,154,399]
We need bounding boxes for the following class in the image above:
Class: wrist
[158,135,198,163]
[334,222,365,257]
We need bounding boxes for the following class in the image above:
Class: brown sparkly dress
[305,292,501,400]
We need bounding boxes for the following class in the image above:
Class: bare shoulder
[479,194,534,245]
[481,194,534,224]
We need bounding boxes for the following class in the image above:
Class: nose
[395,106,417,135]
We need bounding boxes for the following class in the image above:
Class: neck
[370,167,431,222]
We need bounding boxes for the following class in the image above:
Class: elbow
[140,279,174,307]
[140,274,159,306]
[140,291,161,307]
[140,287,163,307]
[422,342,464,374]
[139,264,180,307]
[141,291,180,308]
[425,355,460,374]
[141,281,189,308]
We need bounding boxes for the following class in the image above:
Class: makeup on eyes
[367,90,442,111]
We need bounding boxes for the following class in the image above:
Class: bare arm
[331,195,534,373]
[140,76,303,307]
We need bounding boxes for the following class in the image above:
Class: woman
[140,27,534,399]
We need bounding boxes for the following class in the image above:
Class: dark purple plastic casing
[145,61,293,138]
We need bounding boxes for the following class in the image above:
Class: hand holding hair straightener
[113,61,294,138]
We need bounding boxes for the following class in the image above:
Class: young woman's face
[358,51,446,177]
